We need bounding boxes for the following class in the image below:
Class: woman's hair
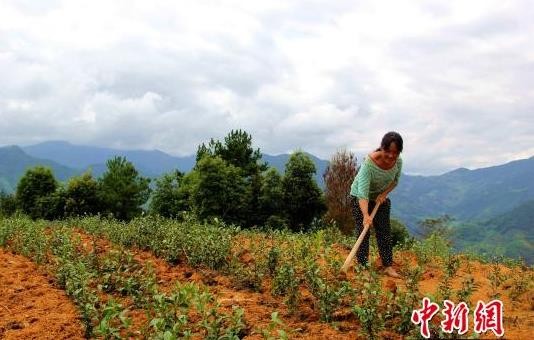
[380,131,403,153]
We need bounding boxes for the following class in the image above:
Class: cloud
[0,0,533,175]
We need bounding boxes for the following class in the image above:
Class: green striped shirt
[350,156,402,200]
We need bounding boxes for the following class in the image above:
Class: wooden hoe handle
[340,202,381,273]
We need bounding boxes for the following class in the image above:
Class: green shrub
[305,259,349,322]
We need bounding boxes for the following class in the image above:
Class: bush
[391,218,410,248]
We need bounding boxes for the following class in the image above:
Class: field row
[1,215,532,339]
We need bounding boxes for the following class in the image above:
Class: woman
[350,131,403,278]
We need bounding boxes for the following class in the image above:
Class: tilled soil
[1,230,533,340]
[76,230,363,339]
[0,248,84,340]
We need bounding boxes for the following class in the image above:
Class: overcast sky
[1,0,533,175]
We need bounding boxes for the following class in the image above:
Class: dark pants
[352,197,393,267]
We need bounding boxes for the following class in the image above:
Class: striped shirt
[350,156,402,200]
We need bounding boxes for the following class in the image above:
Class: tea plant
[272,262,300,313]
[56,258,100,337]
[11,219,49,264]
[437,254,461,301]
[0,215,25,246]
[305,258,350,322]
[267,245,281,276]
[72,215,234,270]
[257,311,289,340]
[352,266,384,340]
[96,248,144,295]
[456,276,479,303]
[228,256,266,292]
[413,233,451,266]
[192,284,247,339]
[147,290,192,338]
[222,306,247,339]
[508,270,533,302]
[392,265,423,335]
[488,260,506,299]
[94,299,132,339]
[145,281,247,339]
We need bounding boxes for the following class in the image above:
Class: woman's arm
[376,181,397,205]
[358,198,373,227]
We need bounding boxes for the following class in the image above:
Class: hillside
[491,199,534,235]
[0,146,79,193]
[453,200,534,263]
[391,156,534,230]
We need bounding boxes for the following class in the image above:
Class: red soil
[0,248,84,340]
[397,251,534,339]
[2,230,533,339]
[75,230,363,339]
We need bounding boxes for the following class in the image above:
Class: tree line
[0,130,409,238]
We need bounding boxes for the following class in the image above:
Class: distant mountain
[23,141,196,178]
[22,141,330,187]
[389,157,534,264]
[0,145,79,193]
[453,200,534,263]
[491,199,534,235]
[390,156,534,231]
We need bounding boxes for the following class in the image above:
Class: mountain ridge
[0,145,79,193]
[21,141,330,187]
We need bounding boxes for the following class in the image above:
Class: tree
[192,156,247,225]
[196,140,216,163]
[149,170,189,218]
[195,130,268,227]
[98,157,151,221]
[323,149,358,235]
[258,167,286,228]
[34,189,66,220]
[0,191,18,216]
[245,169,264,227]
[64,171,101,217]
[16,166,58,219]
[196,129,267,176]
[282,151,326,231]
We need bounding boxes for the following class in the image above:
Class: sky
[1,0,533,175]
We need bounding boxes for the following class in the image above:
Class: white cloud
[0,0,533,174]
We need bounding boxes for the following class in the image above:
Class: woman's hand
[363,214,373,227]
[376,192,388,206]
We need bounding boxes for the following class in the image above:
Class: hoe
[340,201,381,273]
